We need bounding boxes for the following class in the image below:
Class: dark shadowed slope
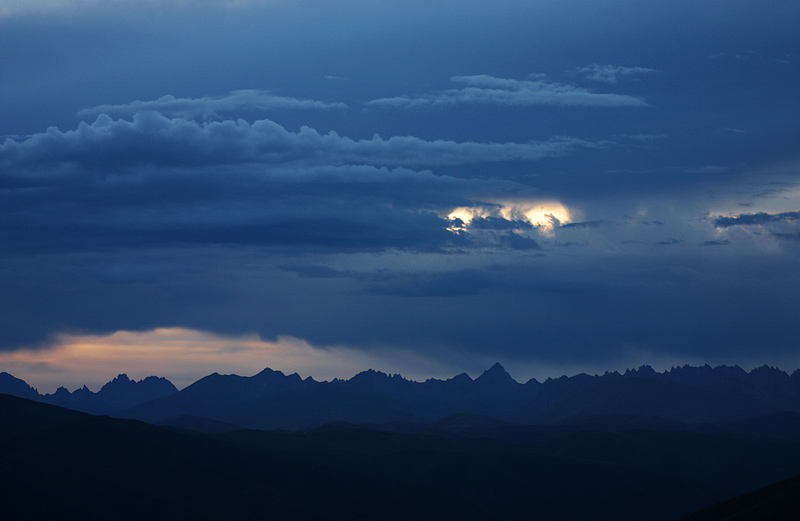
[7,392,800,520]
[214,420,800,516]
[0,393,488,521]
[681,473,800,521]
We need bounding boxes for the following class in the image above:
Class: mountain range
[0,371,177,415]
[3,363,800,429]
[5,363,800,519]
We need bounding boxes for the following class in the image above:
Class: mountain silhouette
[0,372,178,415]
[116,363,800,430]
[5,363,800,431]
[0,372,39,400]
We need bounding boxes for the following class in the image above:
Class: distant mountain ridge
[3,363,800,429]
[0,371,177,415]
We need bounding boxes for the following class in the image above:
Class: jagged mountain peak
[350,369,393,384]
[751,365,789,376]
[625,365,657,377]
[475,363,518,385]
[52,386,70,396]
[100,373,178,395]
[251,367,307,385]
[0,371,40,400]
[354,368,404,379]
[99,374,131,392]
[254,367,282,378]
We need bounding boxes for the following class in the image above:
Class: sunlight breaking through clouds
[447,200,572,236]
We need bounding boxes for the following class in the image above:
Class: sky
[2,0,800,392]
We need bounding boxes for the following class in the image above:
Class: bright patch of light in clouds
[447,200,572,234]
[0,328,466,393]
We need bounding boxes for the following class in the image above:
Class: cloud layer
[3,109,593,256]
[78,90,347,119]
[368,75,649,108]
[577,64,658,84]
[1,112,600,173]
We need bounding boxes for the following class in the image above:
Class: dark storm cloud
[713,211,800,245]
[713,211,800,228]
[367,75,650,108]
[560,220,605,229]
[3,108,583,255]
[498,232,541,251]
[0,112,600,172]
[468,217,533,231]
[0,160,474,253]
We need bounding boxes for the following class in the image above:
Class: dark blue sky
[2,0,800,388]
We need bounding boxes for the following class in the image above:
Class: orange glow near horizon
[0,328,465,394]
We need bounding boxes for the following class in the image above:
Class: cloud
[78,91,347,119]
[560,220,604,229]
[4,109,595,255]
[712,210,800,247]
[1,112,601,173]
[576,64,658,84]
[367,75,650,108]
[0,162,477,254]
[713,211,800,228]
[498,231,541,250]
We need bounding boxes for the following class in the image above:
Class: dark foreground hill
[680,473,800,521]
[0,394,481,521]
[5,393,800,521]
